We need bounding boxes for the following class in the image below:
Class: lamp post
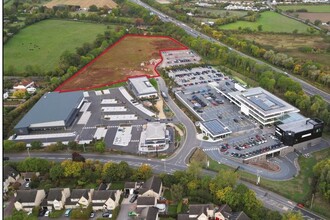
[161,159,166,172]
[27,146,31,157]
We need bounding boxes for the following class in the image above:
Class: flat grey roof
[128,77,157,95]
[15,91,84,129]
[277,118,321,133]
[200,119,232,136]
[229,87,298,116]
[145,122,166,140]
[277,112,306,124]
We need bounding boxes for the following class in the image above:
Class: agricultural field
[55,35,187,91]
[219,11,311,33]
[296,12,330,23]
[236,33,330,68]
[44,0,117,8]
[4,20,109,74]
[185,7,248,18]
[277,4,330,13]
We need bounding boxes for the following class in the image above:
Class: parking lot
[160,50,201,68]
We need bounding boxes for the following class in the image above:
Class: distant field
[44,0,117,8]
[237,33,330,67]
[4,20,108,74]
[277,4,330,13]
[56,35,187,91]
[296,12,330,23]
[185,7,247,17]
[219,11,310,33]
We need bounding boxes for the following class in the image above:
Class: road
[131,0,330,103]
[5,152,324,219]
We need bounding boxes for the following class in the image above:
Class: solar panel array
[249,94,284,111]
[202,119,228,136]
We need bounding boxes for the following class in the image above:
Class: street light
[161,159,166,172]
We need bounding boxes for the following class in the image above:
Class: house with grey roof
[14,91,84,135]
[139,176,162,199]
[46,188,70,210]
[3,165,20,194]
[92,190,121,211]
[128,76,158,99]
[136,196,156,208]
[177,204,226,220]
[229,211,250,220]
[14,189,46,212]
[139,206,159,220]
[65,189,92,209]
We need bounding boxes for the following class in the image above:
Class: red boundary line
[55,34,188,92]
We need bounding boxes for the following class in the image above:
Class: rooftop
[92,190,116,201]
[137,196,156,206]
[277,112,306,124]
[140,176,162,195]
[200,119,232,137]
[145,122,166,140]
[229,87,298,116]
[47,188,64,201]
[128,76,157,95]
[4,165,19,179]
[15,190,38,203]
[14,91,84,129]
[277,118,323,133]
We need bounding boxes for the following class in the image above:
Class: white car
[44,210,50,217]
[25,182,30,188]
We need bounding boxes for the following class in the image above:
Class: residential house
[46,188,70,211]
[177,204,225,220]
[98,182,110,191]
[14,189,46,212]
[124,182,137,195]
[136,196,156,208]
[13,79,35,91]
[139,176,162,199]
[3,165,20,194]
[229,211,250,220]
[65,189,92,209]
[92,190,121,211]
[138,206,159,220]
[219,204,232,219]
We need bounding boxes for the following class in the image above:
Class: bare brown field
[44,0,117,8]
[56,35,186,91]
[238,33,330,68]
[296,12,330,22]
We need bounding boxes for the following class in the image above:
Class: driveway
[4,195,15,217]
[116,196,137,220]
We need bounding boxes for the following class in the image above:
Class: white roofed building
[139,122,169,152]
[128,76,158,99]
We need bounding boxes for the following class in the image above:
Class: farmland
[4,20,108,74]
[219,11,311,33]
[44,0,117,8]
[296,12,330,23]
[277,4,330,13]
[236,33,330,67]
[55,35,186,91]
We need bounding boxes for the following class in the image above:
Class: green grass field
[4,19,108,74]
[219,11,310,33]
[277,4,330,13]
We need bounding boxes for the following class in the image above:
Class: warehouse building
[227,87,299,125]
[275,113,323,149]
[127,77,158,99]
[14,91,84,135]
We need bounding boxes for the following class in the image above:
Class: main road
[131,0,330,103]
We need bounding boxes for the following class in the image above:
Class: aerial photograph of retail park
[3,0,330,219]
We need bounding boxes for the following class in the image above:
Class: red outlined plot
[55,34,188,92]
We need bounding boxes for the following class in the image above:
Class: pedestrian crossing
[130,140,140,143]
[203,148,219,152]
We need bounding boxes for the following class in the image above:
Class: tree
[95,140,106,153]
[257,25,263,32]
[61,160,83,178]
[209,170,238,194]
[89,5,99,12]
[314,19,321,26]
[313,159,330,201]
[72,152,85,162]
[171,184,183,202]
[17,158,50,174]
[13,90,26,99]
[133,164,152,180]
[30,141,43,150]
[49,163,64,181]
[187,161,202,180]
[282,211,304,220]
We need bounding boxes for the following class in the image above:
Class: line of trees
[313,158,330,202]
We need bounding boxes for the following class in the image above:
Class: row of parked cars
[229,143,282,158]
[233,135,268,151]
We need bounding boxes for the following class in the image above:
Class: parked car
[38,209,47,217]
[130,194,138,203]
[44,210,50,217]
[102,211,112,218]
[90,212,95,218]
